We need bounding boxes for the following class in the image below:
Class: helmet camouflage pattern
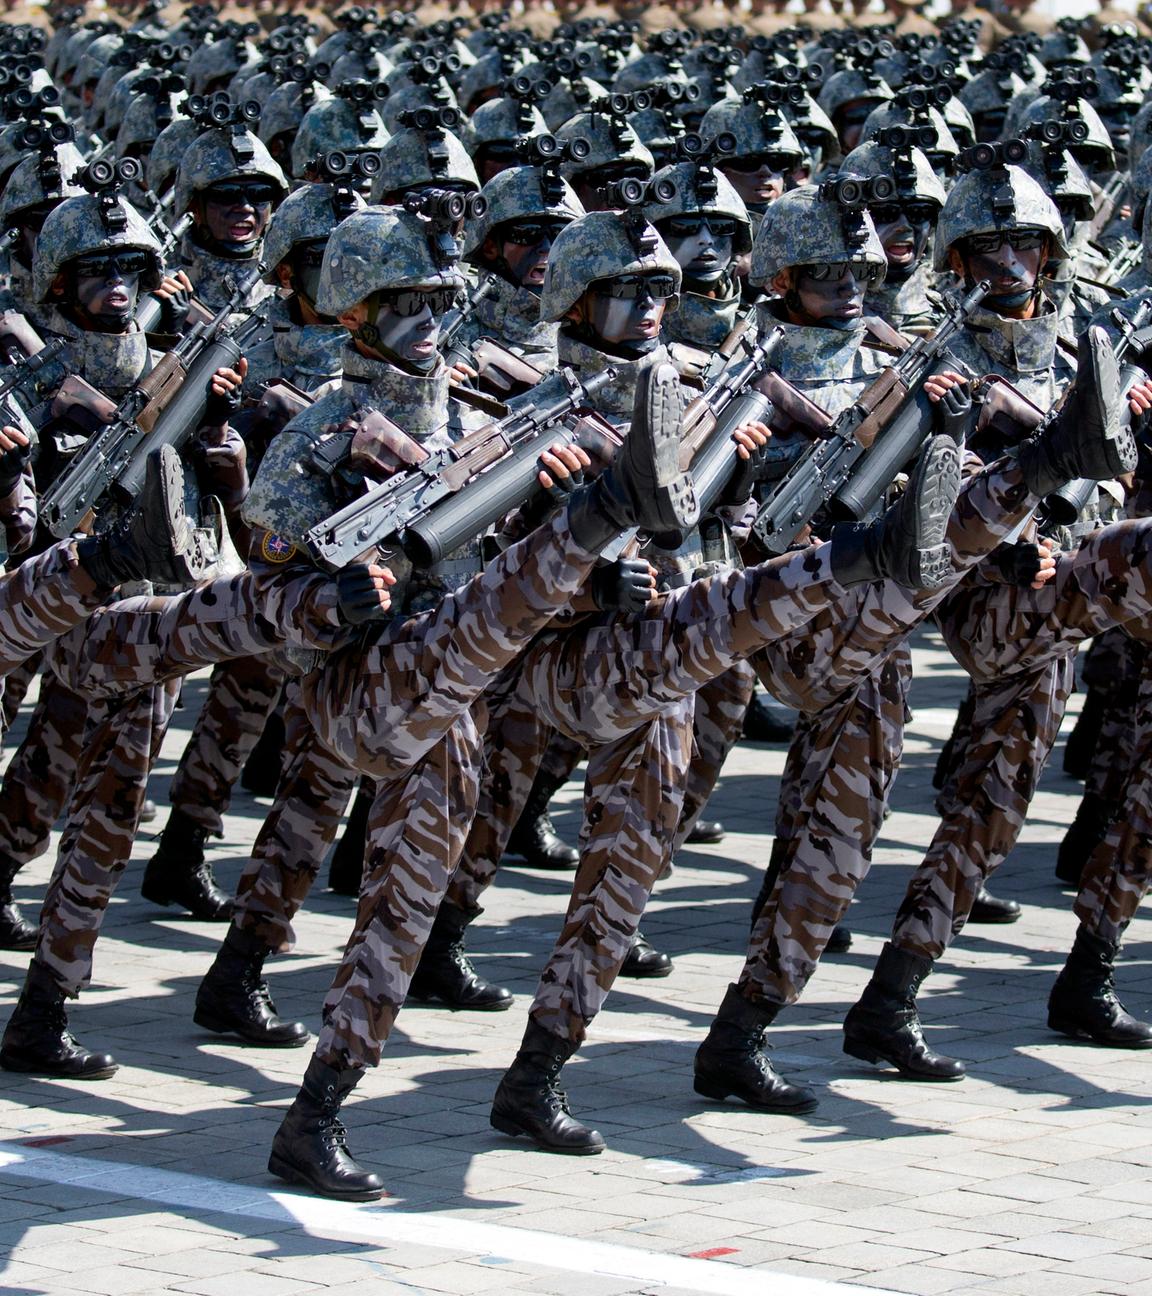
[556,109,654,182]
[174,125,289,217]
[146,117,202,198]
[315,205,467,316]
[33,191,164,301]
[859,102,959,165]
[259,78,333,150]
[538,208,681,321]
[290,96,390,179]
[464,95,549,156]
[933,160,1068,271]
[186,34,259,96]
[699,95,804,165]
[370,126,479,201]
[261,180,367,279]
[462,163,585,257]
[0,141,87,227]
[749,182,887,286]
[644,159,753,255]
[817,68,895,123]
[841,139,947,207]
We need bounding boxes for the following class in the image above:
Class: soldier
[841,153,1152,1081]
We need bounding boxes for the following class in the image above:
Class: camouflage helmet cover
[290,96,390,178]
[840,139,947,206]
[0,141,87,227]
[644,158,753,255]
[749,182,887,285]
[556,109,654,179]
[537,208,681,321]
[699,95,804,163]
[315,205,467,316]
[370,125,479,201]
[174,125,289,217]
[33,191,165,301]
[260,180,367,279]
[462,163,585,257]
[933,160,1068,271]
[464,95,549,155]
[146,117,202,198]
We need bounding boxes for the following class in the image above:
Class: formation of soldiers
[0,0,1147,1204]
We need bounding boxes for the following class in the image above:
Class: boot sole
[267,1152,387,1200]
[405,990,514,1012]
[1081,326,1138,478]
[842,1038,965,1081]
[1046,1014,1152,1048]
[0,1053,119,1080]
[141,881,233,923]
[906,436,962,590]
[489,1111,605,1154]
[693,1076,819,1114]
[635,362,700,535]
[193,1006,312,1047]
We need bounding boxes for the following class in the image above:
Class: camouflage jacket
[662,274,745,350]
[178,230,277,318]
[455,274,559,364]
[866,263,943,339]
[242,296,346,398]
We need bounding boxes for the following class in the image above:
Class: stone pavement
[2,625,1152,1296]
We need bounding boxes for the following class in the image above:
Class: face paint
[721,159,786,209]
[659,215,734,282]
[870,203,935,282]
[369,295,440,370]
[73,255,141,331]
[585,279,668,344]
[202,185,273,249]
[497,219,566,289]
[836,99,877,154]
[960,234,1044,310]
[790,262,869,328]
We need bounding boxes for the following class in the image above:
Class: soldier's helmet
[186,29,259,96]
[315,206,467,317]
[290,89,390,179]
[174,123,289,217]
[462,160,585,259]
[146,117,203,199]
[537,208,681,322]
[933,146,1068,272]
[859,101,959,173]
[1022,130,1096,223]
[259,76,333,154]
[260,180,368,280]
[644,155,753,256]
[33,186,165,302]
[1016,90,1115,175]
[699,94,805,167]
[116,78,188,160]
[464,94,549,161]
[749,179,888,287]
[817,67,895,127]
[0,139,87,229]
[841,135,948,209]
[556,104,655,186]
[370,121,479,202]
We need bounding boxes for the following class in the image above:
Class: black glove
[336,562,391,624]
[933,379,972,443]
[158,286,190,334]
[203,378,243,428]
[720,437,771,506]
[988,540,1043,587]
[540,451,585,503]
[0,437,31,497]
[588,557,653,612]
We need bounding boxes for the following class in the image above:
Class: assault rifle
[438,274,498,367]
[751,280,990,555]
[304,366,618,571]
[1090,170,1127,242]
[0,334,67,441]
[133,212,196,336]
[40,268,269,537]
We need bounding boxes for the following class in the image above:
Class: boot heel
[490,1111,524,1138]
[268,1151,304,1185]
[1046,1012,1080,1038]
[192,1006,228,1034]
[843,1038,882,1065]
[692,1077,730,1101]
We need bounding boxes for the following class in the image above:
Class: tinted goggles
[500,218,568,246]
[868,201,939,226]
[203,180,280,207]
[71,249,152,279]
[589,273,677,300]
[964,229,1044,253]
[725,151,800,173]
[660,213,739,238]
[379,287,460,317]
[798,258,883,288]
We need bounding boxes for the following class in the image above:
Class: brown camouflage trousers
[1075,654,1152,943]
[232,679,358,952]
[0,541,107,684]
[168,654,287,836]
[677,661,757,846]
[0,667,88,882]
[1,650,42,732]
[35,678,180,994]
[1082,632,1147,810]
[892,518,1152,961]
[737,456,1038,1007]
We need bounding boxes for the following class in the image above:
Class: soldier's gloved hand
[336,561,396,624]
[0,424,31,497]
[1126,377,1152,439]
[588,557,656,612]
[925,370,971,443]
[194,423,248,505]
[720,420,772,505]
[154,270,193,333]
[203,357,248,428]
[988,538,1055,588]
[537,442,588,502]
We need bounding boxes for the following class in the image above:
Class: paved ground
[2,625,1152,1296]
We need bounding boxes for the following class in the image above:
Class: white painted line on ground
[0,1139,896,1296]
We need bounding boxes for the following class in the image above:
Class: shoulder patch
[261,532,298,564]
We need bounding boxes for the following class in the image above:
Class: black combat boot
[0,865,36,951]
[75,445,216,588]
[268,1055,386,1199]
[505,768,578,870]
[1048,926,1152,1048]
[684,818,725,844]
[694,984,818,1112]
[1056,793,1113,887]
[140,798,158,824]
[828,433,962,589]
[968,886,1021,924]
[140,808,232,920]
[619,930,673,978]
[240,706,286,797]
[407,900,513,1011]
[843,942,965,1080]
[328,779,372,896]
[1017,324,1135,498]
[194,923,310,1046]
[0,960,117,1078]
[491,1019,605,1154]
[1062,687,1106,780]
[566,361,698,552]
[742,692,794,743]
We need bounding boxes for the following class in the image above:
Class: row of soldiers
[0,0,1146,1202]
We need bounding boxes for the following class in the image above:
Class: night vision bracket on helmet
[956,138,1030,218]
[403,187,488,268]
[71,156,145,236]
[332,79,390,143]
[597,171,676,252]
[307,149,380,217]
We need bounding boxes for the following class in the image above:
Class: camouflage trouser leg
[34,677,181,995]
[738,646,912,1006]
[231,680,358,952]
[0,541,107,680]
[0,668,88,877]
[1,651,43,734]
[300,511,609,781]
[674,660,757,850]
[1082,635,1147,808]
[891,518,1152,961]
[167,654,287,835]
[314,715,483,1069]
[444,687,555,915]
[527,701,694,1044]
[1075,659,1152,944]
[539,732,585,785]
